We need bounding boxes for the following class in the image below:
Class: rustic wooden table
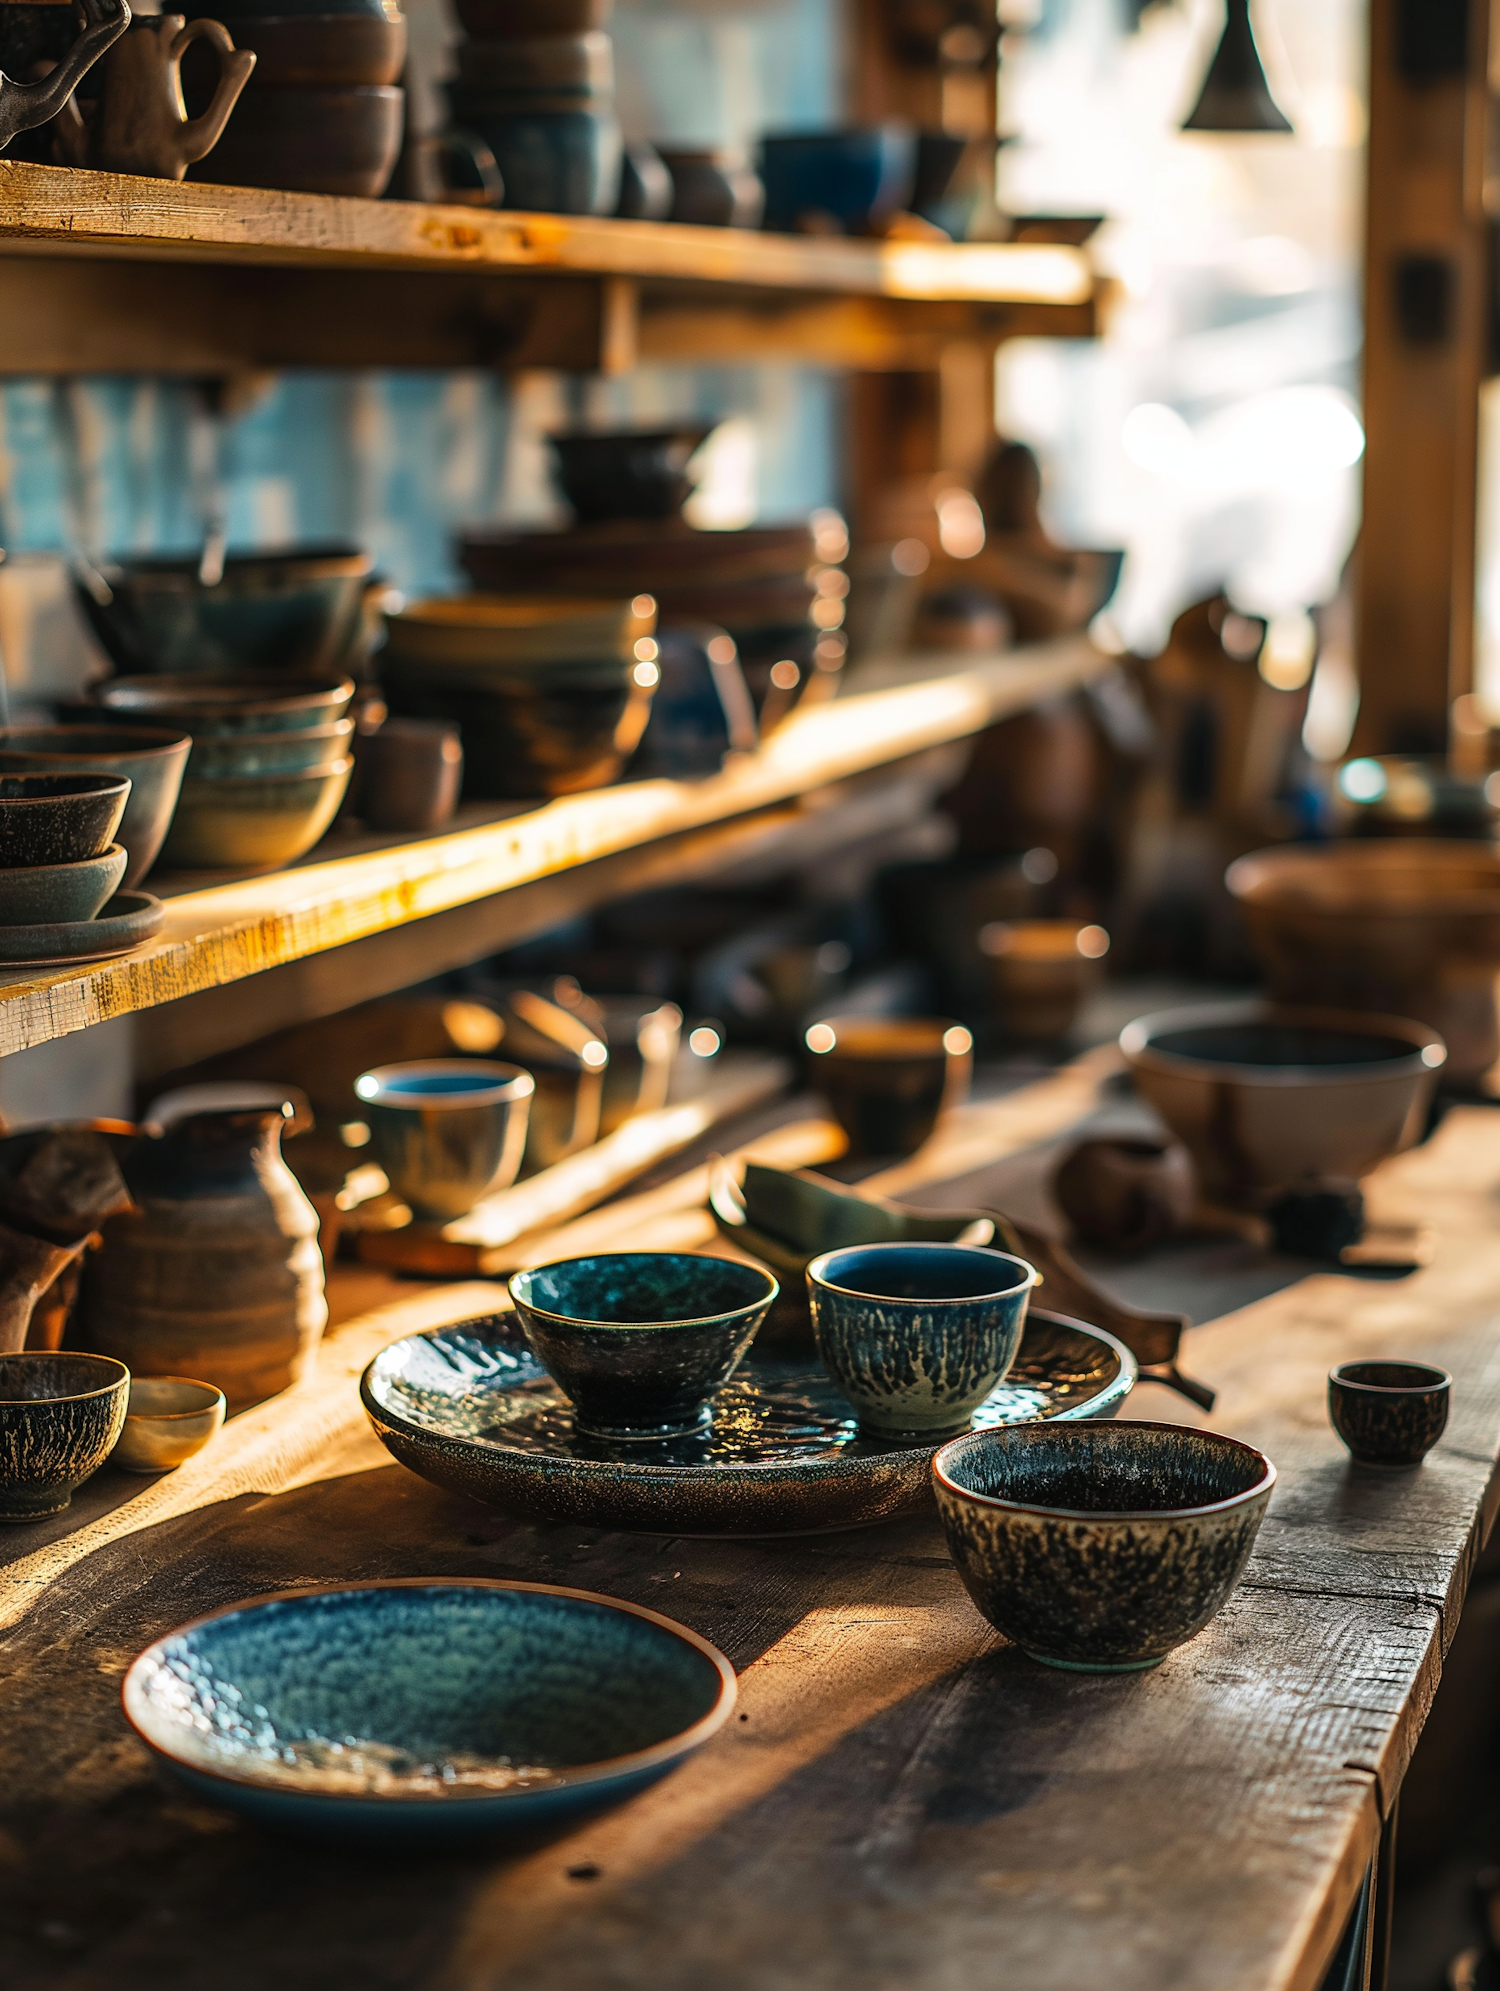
[2,1061,1497,1991]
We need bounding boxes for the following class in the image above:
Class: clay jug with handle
[79,1102,326,1412]
[54,11,253,178]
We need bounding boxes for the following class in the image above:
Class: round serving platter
[360,1307,1137,1537]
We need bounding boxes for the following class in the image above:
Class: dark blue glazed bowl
[759,126,917,233]
[355,1060,534,1222]
[806,1241,1036,1438]
[508,1251,778,1438]
[122,1580,736,1840]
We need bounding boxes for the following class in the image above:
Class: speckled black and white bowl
[1328,1360,1451,1468]
[0,772,130,868]
[122,1579,737,1840]
[0,1351,130,1521]
[806,1242,1037,1439]
[933,1420,1276,1671]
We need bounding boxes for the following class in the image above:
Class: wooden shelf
[0,162,1101,373]
[0,636,1108,1063]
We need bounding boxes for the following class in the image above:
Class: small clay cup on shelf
[805,1014,972,1159]
[357,719,463,834]
[1328,1360,1451,1469]
[354,1060,533,1222]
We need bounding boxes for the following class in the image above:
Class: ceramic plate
[0,890,164,966]
[361,1307,1137,1536]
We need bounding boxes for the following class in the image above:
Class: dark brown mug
[358,719,463,834]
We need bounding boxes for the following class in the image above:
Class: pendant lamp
[1182,0,1292,133]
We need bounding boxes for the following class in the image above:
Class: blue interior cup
[354,1059,534,1223]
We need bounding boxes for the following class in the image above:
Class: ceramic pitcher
[80,1102,326,1411]
[0,0,129,155]
[54,10,253,179]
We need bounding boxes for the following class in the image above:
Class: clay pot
[79,1104,327,1411]
[1053,1136,1197,1255]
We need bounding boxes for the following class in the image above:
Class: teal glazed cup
[354,1060,534,1223]
[508,1251,778,1439]
[806,1241,1037,1438]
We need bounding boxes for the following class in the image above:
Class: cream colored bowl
[113,1377,226,1475]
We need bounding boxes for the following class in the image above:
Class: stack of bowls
[379,594,658,800]
[83,675,354,870]
[0,726,190,887]
[446,0,620,215]
[0,772,166,967]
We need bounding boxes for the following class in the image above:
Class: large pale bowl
[1226,841,1500,1087]
[1120,1002,1445,1207]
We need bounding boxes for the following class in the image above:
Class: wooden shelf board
[0,636,1107,1060]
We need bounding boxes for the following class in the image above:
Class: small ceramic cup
[354,1060,534,1222]
[358,718,464,834]
[112,1376,227,1474]
[806,1241,1037,1438]
[0,1351,129,1521]
[508,1250,778,1439]
[804,1014,973,1159]
[1328,1360,1451,1469]
[979,919,1109,1044]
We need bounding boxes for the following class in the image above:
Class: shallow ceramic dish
[91,673,355,735]
[932,1420,1275,1671]
[0,772,130,868]
[186,719,355,778]
[0,890,164,966]
[1327,1359,1451,1469]
[0,727,189,887]
[508,1252,779,1440]
[113,1375,227,1474]
[360,1306,1135,1536]
[0,1350,130,1520]
[1121,1002,1446,1207]
[0,844,126,926]
[122,1579,736,1840]
[384,593,656,670]
[159,758,352,870]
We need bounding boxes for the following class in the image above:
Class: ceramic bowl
[190,83,405,197]
[0,773,131,868]
[212,10,407,85]
[548,429,710,525]
[464,983,607,1173]
[1120,1002,1446,1208]
[450,101,621,214]
[0,1351,130,1521]
[979,918,1110,1043]
[186,719,355,777]
[158,758,353,870]
[113,1376,227,1474]
[1328,1360,1451,1468]
[91,673,355,735]
[354,1060,534,1222]
[759,126,917,233]
[807,1241,1037,1439]
[0,844,127,925]
[659,148,763,227]
[1226,840,1500,1089]
[384,593,656,669]
[933,1420,1276,1671]
[805,1014,973,1159]
[0,727,189,888]
[456,29,612,94]
[460,519,823,600]
[122,1579,736,1840]
[74,544,373,678]
[508,1251,778,1439]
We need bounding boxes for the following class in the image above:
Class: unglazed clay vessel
[0,1351,129,1521]
[1327,1360,1450,1469]
[933,1420,1275,1670]
[806,1241,1036,1439]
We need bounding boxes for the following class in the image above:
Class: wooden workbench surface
[1,1065,1498,1991]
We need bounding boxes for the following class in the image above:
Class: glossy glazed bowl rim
[1226,837,1500,915]
[807,1240,1038,1307]
[121,1577,738,1806]
[97,673,356,713]
[932,1418,1276,1523]
[1329,1360,1452,1397]
[0,772,132,807]
[179,755,355,792]
[356,1059,536,1109]
[0,726,192,761]
[0,1350,130,1405]
[124,1376,228,1422]
[509,1249,779,1332]
[188,718,356,747]
[1120,1001,1447,1086]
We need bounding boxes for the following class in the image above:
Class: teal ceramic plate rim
[0,890,164,964]
[806,1241,1037,1306]
[509,1251,779,1333]
[121,1578,738,1808]
[932,1420,1276,1524]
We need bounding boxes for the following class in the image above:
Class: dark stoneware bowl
[1328,1360,1451,1468]
[933,1420,1275,1671]
[0,1351,130,1521]
[91,673,356,735]
[548,428,710,524]
[0,844,126,926]
[189,85,405,198]
[456,0,611,34]
[758,126,917,234]
[508,1251,778,1439]
[0,773,130,868]
[0,727,189,888]
[807,1241,1036,1439]
[354,1061,534,1222]
[122,1579,736,1840]
[805,1014,973,1159]
[207,10,408,86]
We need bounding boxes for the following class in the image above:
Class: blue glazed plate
[361,1308,1136,1537]
[123,1579,736,1841]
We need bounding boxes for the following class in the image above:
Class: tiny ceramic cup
[1328,1360,1451,1468]
[508,1250,778,1439]
[113,1376,227,1475]
[933,1421,1276,1671]
[358,718,464,834]
[804,1015,972,1159]
[979,919,1109,1044]
[806,1241,1037,1438]
[0,1351,129,1521]
[354,1060,534,1222]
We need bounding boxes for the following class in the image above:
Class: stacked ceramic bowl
[446,0,621,214]
[379,594,658,799]
[81,675,355,870]
[0,772,165,967]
